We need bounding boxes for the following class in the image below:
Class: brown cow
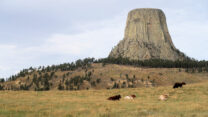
[159,94,169,101]
[131,95,136,98]
[124,95,136,100]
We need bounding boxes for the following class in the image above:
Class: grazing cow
[159,94,168,101]
[124,96,133,100]
[131,95,136,98]
[173,82,186,88]
[107,95,121,101]
[124,95,136,100]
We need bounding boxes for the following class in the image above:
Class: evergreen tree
[58,83,64,90]
[0,78,5,83]
[96,78,101,83]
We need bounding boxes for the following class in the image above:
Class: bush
[20,84,29,90]
[110,78,114,81]
[112,82,119,89]
[96,78,101,83]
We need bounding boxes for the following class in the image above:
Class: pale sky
[0,0,208,78]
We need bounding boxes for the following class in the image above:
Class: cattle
[124,95,136,100]
[131,95,136,98]
[173,82,186,88]
[159,94,169,101]
[124,96,133,100]
[107,95,121,101]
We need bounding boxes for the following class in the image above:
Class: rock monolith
[109,8,186,61]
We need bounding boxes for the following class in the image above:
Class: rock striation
[109,8,186,61]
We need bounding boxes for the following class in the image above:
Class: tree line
[95,57,208,70]
[5,58,95,82]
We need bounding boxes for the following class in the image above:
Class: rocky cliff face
[109,8,186,61]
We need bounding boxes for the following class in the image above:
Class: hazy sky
[0,0,208,78]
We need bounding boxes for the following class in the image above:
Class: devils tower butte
[109,8,186,61]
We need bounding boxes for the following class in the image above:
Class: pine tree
[58,83,64,90]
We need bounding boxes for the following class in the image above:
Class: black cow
[107,95,121,101]
[173,82,186,88]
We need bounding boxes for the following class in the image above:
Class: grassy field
[1,81,208,117]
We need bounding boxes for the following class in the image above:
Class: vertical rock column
[109,8,186,61]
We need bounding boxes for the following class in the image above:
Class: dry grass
[1,81,208,117]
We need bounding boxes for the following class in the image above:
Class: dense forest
[96,57,208,69]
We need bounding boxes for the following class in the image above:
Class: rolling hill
[1,62,208,91]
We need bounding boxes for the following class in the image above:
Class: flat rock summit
[109,8,186,61]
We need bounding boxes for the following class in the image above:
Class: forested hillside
[0,57,208,91]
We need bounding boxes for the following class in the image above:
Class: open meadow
[1,81,208,117]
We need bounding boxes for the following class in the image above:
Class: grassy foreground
[1,82,208,117]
